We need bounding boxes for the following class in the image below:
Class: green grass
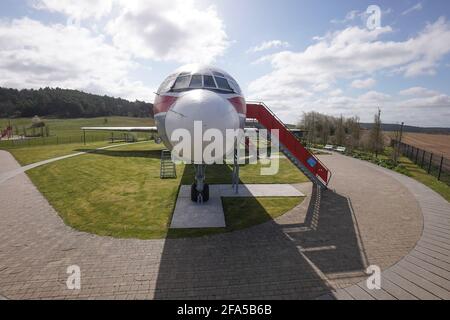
[0,116,154,137]
[397,156,450,202]
[25,141,307,239]
[181,159,309,185]
[0,116,154,149]
[5,141,114,166]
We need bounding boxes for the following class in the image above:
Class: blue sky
[0,0,450,126]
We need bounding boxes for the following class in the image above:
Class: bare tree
[347,116,361,151]
[369,108,384,157]
[335,115,345,146]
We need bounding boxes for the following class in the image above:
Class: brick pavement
[0,150,425,299]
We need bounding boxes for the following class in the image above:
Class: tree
[0,87,153,118]
[335,115,345,146]
[347,116,361,151]
[368,108,385,157]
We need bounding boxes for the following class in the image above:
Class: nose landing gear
[191,183,210,203]
[191,164,209,203]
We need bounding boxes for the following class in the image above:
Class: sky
[0,0,450,127]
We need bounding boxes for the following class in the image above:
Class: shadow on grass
[74,148,162,159]
[154,163,369,299]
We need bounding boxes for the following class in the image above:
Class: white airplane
[83,64,247,203]
[83,64,331,203]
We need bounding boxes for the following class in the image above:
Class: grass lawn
[0,116,154,137]
[349,147,450,202]
[397,156,450,202]
[26,141,307,239]
[0,116,154,149]
[4,141,113,166]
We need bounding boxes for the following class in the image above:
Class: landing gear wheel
[191,183,210,203]
[202,184,209,202]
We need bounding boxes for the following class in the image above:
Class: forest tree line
[0,87,153,118]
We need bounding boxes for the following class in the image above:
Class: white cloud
[331,10,361,24]
[399,87,439,97]
[402,3,423,16]
[32,0,113,20]
[0,0,232,101]
[247,18,450,126]
[0,18,150,100]
[331,8,392,25]
[351,78,376,89]
[247,40,290,53]
[106,0,229,64]
[32,0,229,64]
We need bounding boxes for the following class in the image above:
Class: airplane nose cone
[165,90,240,164]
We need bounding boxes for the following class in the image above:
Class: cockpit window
[213,71,225,77]
[189,74,202,88]
[227,78,242,94]
[214,77,232,91]
[173,75,191,90]
[203,75,216,88]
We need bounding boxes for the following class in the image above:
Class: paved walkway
[322,156,450,300]
[0,149,446,299]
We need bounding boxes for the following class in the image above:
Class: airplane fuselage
[153,65,246,164]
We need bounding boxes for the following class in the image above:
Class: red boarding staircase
[246,102,331,189]
[0,126,12,140]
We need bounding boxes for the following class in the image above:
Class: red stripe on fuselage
[228,97,246,115]
[154,95,178,115]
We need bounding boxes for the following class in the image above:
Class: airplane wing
[81,127,158,133]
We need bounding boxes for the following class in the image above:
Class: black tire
[191,183,198,202]
[202,184,209,202]
[190,183,209,202]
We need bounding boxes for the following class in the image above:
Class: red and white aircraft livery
[83,64,247,203]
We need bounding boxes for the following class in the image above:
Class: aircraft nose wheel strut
[191,164,209,203]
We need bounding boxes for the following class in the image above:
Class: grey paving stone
[330,154,450,300]
[0,150,435,300]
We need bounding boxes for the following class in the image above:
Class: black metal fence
[392,140,450,185]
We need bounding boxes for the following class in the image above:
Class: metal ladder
[160,150,177,179]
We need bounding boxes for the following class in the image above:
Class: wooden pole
[438,156,444,181]
[428,153,433,174]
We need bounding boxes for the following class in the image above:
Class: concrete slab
[170,184,304,229]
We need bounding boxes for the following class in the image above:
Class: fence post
[438,156,444,181]
[421,150,425,168]
[428,153,433,174]
[415,148,419,164]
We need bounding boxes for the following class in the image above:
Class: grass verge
[25,141,307,239]
[348,148,450,202]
